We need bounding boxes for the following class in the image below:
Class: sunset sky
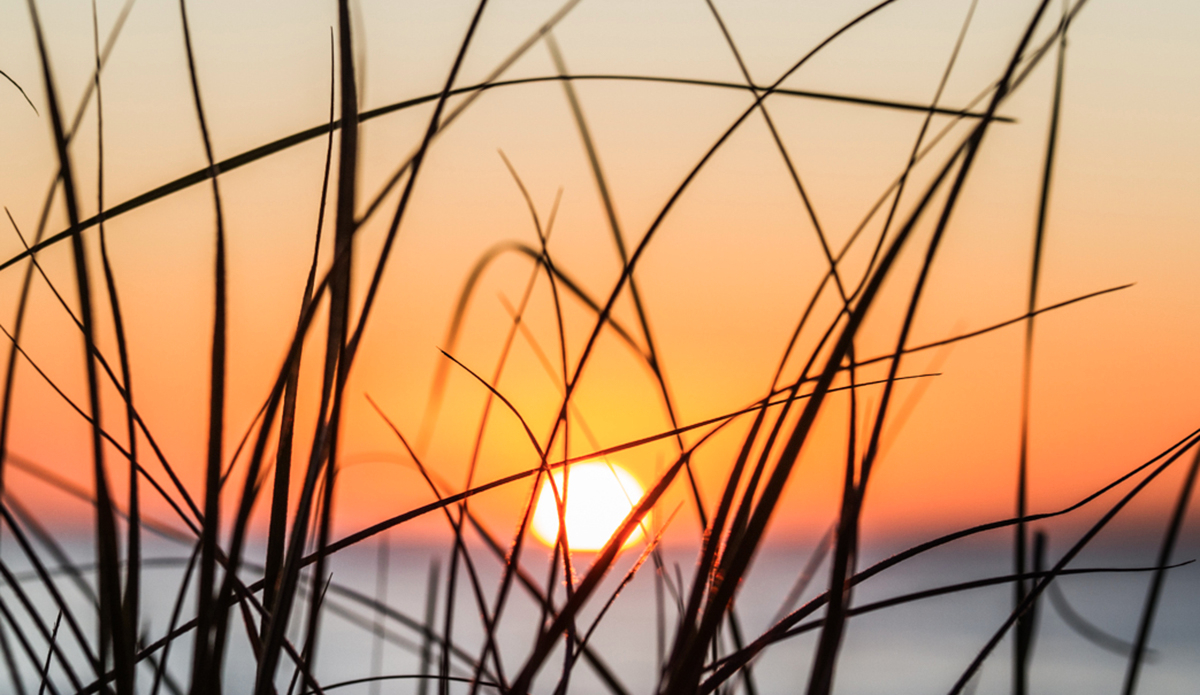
[0,0,1197,550]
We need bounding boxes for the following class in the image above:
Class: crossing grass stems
[0,0,1195,694]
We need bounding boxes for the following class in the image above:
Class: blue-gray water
[3,532,1197,694]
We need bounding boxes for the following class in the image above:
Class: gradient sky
[0,0,1197,549]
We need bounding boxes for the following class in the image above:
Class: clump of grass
[0,0,1195,694]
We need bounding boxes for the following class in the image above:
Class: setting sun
[531,462,648,552]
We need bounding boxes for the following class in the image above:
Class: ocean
[3,529,1197,694]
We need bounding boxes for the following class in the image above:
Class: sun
[531,462,647,552]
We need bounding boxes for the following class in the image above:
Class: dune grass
[0,0,1195,693]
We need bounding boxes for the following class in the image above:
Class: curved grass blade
[0,71,1008,279]
[552,506,680,695]
[294,0,363,682]
[319,674,499,693]
[89,3,141,684]
[171,0,231,688]
[364,394,507,691]
[946,429,1199,695]
[495,152,581,694]
[1046,575,1157,660]
[1122,438,1200,694]
[24,1,126,687]
[0,69,38,115]
[456,188,568,695]
[535,23,925,660]
[701,561,1190,691]
[418,237,645,453]
[1014,8,1069,691]
[265,28,338,623]
[699,428,1200,691]
[545,33,709,537]
[801,3,985,693]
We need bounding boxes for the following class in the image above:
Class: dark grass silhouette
[0,0,1195,694]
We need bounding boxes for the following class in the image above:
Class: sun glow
[531,462,647,552]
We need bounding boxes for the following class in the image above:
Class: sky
[0,0,1197,552]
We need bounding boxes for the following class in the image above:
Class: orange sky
[0,0,1197,552]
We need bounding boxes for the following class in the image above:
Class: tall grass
[0,0,1195,693]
